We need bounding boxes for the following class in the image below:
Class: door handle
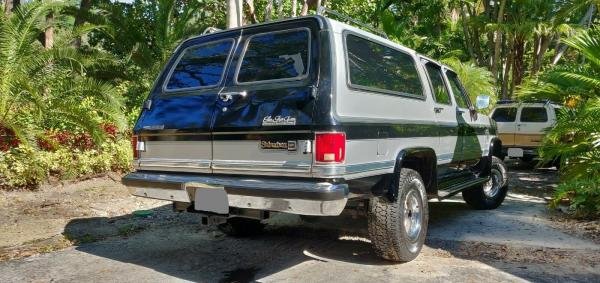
[219,91,247,102]
[434,107,444,113]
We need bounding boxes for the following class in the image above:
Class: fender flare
[476,137,503,178]
[385,147,437,202]
[489,137,503,158]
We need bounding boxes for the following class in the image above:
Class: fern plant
[0,1,125,146]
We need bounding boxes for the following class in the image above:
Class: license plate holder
[192,183,229,214]
[507,148,524,157]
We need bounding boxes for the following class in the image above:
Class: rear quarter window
[165,39,234,91]
[492,108,517,122]
[345,33,423,98]
[520,107,548,122]
[236,28,310,83]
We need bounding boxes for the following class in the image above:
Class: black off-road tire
[462,156,509,210]
[367,168,429,262]
[217,217,265,237]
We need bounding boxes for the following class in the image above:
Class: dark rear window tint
[345,34,423,97]
[520,107,548,122]
[166,39,234,90]
[425,63,451,105]
[237,29,310,83]
[492,108,517,122]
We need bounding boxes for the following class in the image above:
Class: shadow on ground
[58,162,598,282]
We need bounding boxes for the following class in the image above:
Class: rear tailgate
[211,19,322,177]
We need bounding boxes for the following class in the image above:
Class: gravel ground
[0,162,598,282]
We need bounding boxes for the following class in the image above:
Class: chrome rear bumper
[122,171,349,216]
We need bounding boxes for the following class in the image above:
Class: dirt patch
[0,173,170,260]
[547,213,600,245]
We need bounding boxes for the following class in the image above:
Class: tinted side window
[446,71,470,108]
[346,34,423,97]
[492,108,517,122]
[166,40,234,90]
[237,29,310,83]
[424,63,451,105]
[520,107,548,122]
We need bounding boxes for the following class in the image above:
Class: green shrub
[0,139,132,190]
[551,178,600,219]
[0,146,47,189]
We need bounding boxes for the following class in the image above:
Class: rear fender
[373,148,437,202]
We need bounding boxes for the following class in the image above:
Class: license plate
[193,184,228,214]
[507,148,524,157]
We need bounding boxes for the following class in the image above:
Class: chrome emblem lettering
[262,115,296,126]
[260,140,298,151]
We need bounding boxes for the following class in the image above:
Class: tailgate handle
[219,91,247,102]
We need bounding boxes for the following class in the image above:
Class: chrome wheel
[403,187,422,242]
[483,168,503,198]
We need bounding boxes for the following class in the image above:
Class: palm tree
[521,27,600,217]
[0,1,124,146]
[442,58,497,112]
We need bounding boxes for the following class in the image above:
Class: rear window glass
[492,108,517,122]
[237,29,310,83]
[520,107,548,122]
[166,39,234,90]
[345,34,423,97]
[424,63,451,105]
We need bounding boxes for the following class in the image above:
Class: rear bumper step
[122,171,349,216]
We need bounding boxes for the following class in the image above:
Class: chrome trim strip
[138,158,211,169]
[212,160,311,172]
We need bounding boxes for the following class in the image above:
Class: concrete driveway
[0,164,599,282]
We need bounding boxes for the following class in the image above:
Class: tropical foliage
[521,27,600,218]
[0,0,598,217]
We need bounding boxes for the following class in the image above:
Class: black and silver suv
[123,15,508,262]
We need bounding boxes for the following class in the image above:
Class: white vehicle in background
[490,100,560,163]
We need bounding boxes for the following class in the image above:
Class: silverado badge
[260,140,297,151]
[262,115,297,126]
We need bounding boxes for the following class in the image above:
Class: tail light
[131,135,145,159]
[315,132,346,163]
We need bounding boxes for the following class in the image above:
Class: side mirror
[476,95,491,110]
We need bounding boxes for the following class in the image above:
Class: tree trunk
[276,0,284,18]
[4,0,19,15]
[510,35,525,97]
[227,0,243,28]
[265,0,273,21]
[491,0,507,79]
[459,7,475,60]
[73,0,92,48]
[472,27,485,66]
[292,0,297,17]
[244,0,258,24]
[532,34,551,75]
[501,35,514,99]
[44,13,54,49]
[301,0,309,16]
